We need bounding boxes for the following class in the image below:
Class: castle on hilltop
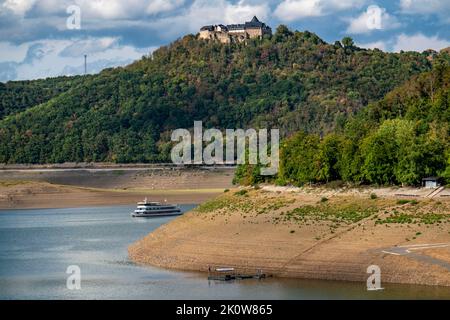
[199,16,272,43]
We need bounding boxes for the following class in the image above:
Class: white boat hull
[131,210,182,218]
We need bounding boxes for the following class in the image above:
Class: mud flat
[0,166,234,209]
[129,186,450,286]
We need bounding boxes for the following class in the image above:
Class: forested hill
[246,65,450,187]
[0,75,89,120]
[0,26,447,164]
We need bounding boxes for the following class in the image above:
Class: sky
[0,0,449,82]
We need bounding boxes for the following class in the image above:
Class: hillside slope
[0,75,89,119]
[270,66,450,186]
[0,27,440,164]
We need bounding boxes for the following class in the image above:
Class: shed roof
[422,177,441,181]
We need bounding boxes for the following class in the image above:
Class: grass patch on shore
[284,201,379,224]
[192,189,450,229]
[376,212,450,225]
[0,180,33,187]
[194,189,294,216]
[376,200,449,225]
[397,199,419,205]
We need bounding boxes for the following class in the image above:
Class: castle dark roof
[200,25,214,31]
[245,16,264,28]
[217,24,228,30]
[200,24,229,31]
[227,23,245,31]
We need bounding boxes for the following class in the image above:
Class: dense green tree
[279,132,320,185]
[316,134,343,182]
[341,37,354,48]
[0,76,88,120]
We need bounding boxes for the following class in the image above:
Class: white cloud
[274,0,367,21]
[356,40,387,51]
[79,0,185,19]
[356,40,388,51]
[146,0,185,15]
[151,0,270,39]
[400,0,450,23]
[0,38,156,81]
[392,33,450,52]
[0,42,28,62]
[1,0,36,16]
[346,6,400,34]
[224,0,269,23]
[20,0,186,20]
[400,0,450,15]
[59,37,118,57]
[274,0,323,21]
[326,0,366,10]
[77,0,149,20]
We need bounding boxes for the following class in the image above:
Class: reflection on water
[0,206,449,300]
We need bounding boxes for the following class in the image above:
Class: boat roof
[137,197,161,205]
[215,267,235,272]
[138,201,162,205]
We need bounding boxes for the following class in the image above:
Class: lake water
[0,206,449,300]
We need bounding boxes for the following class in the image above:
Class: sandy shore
[129,186,450,286]
[0,167,234,209]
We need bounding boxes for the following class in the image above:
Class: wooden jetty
[207,266,266,281]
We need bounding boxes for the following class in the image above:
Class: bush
[234,190,248,196]
[370,193,378,199]
[396,199,419,205]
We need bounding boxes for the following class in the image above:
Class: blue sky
[0,0,449,82]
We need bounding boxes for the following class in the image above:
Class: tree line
[234,65,450,186]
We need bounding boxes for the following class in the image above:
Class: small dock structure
[207,266,266,281]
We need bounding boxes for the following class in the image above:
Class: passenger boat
[131,198,182,217]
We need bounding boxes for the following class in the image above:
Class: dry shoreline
[129,185,450,287]
[2,166,449,287]
[0,166,235,209]
[0,182,225,209]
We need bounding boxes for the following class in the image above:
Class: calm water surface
[0,205,449,300]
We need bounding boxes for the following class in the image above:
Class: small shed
[422,177,442,189]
